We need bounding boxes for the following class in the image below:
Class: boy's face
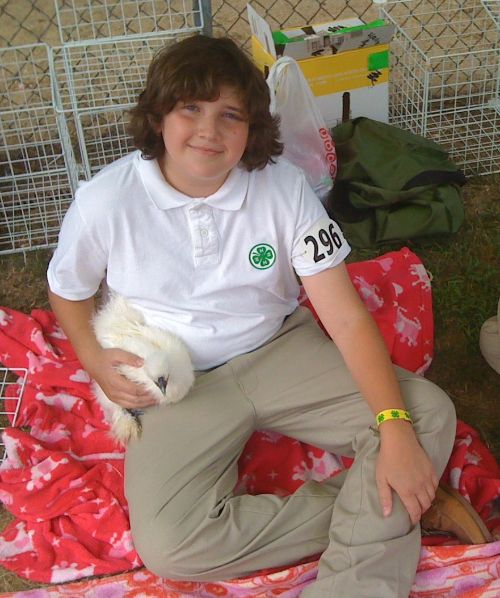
[157,86,249,198]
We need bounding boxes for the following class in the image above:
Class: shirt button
[200,228,208,237]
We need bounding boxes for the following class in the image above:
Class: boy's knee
[132,521,212,581]
[401,376,456,433]
[133,532,185,579]
[423,381,456,436]
[402,377,456,472]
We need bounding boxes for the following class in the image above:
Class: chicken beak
[155,375,168,394]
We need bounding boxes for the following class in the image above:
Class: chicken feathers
[92,294,194,444]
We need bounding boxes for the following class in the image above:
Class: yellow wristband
[376,409,412,427]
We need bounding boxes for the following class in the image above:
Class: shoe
[421,483,493,544]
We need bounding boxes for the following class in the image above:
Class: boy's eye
[182,103,199,112]
[222,111,245,121]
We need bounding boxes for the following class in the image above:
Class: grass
[0,173,498,592]
[348,174,500,456]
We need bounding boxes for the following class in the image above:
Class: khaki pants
[125,308,456,597]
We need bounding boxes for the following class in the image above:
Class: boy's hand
[376,422,439,526]
[87,348,158,409]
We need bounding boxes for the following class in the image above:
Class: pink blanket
[0,248,498,594]
[2,542,500,597]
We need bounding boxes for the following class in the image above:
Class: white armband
[298,218,348,266]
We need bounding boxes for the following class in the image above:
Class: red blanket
[0,248,498,588]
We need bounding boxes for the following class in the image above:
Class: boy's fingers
[401,494,422,525]
[106,387,156,409]
[377,478,393,517]
[114,378,153,401]
[110,348,144,368]
[419,486,435,514]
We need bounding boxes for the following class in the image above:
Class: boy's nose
[197,115,219,139]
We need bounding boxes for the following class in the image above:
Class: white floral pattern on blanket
[0,248,498,595]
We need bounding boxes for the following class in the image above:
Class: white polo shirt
[48,151,350,370]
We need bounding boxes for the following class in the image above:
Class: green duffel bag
[326,117,466,248]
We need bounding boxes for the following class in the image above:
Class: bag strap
[266,56,304,114]
[403,169,467,190]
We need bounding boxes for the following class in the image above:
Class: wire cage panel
[481,0,500,29]
[425,107,498,175]
[77,108,135,179]
[0,44,78,255]
[0,172,73,254]
[55,0,205,43]
[0,367,27,465]
[0,44,54,113]
[52,33,181,113]
[0,109,68,181]
[2,6,211,254]
[381,0,499,175]
[52,33,185,185]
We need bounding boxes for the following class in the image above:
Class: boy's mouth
[189,145,223,156]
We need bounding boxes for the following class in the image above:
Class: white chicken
[91,294,194,444]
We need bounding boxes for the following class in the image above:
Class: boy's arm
[48,289,157,409]
[300,263,439,525]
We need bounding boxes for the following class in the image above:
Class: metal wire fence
[0,1,498,256]
[0,1,378,48]
[0,2,208,255]
[211,1,378,46]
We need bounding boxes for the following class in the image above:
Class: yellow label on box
[299,45,389,96]
[252,37,389,95]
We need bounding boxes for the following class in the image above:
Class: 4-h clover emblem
[249,243,276,270]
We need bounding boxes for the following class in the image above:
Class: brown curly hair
[128,35,283,171]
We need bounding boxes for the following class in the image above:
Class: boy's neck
[157,156,231,198]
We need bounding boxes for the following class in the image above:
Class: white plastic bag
[267,56,337,201]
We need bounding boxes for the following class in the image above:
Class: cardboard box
[272,18,395,61]
[247,4,393,127]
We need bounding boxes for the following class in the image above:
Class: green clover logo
[391,410,401,419]
[249,243,276,270]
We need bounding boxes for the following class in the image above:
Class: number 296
[304,224,343,263]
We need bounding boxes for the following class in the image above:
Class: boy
[48,36,456,596]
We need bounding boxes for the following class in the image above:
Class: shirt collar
[135,151,249,211]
